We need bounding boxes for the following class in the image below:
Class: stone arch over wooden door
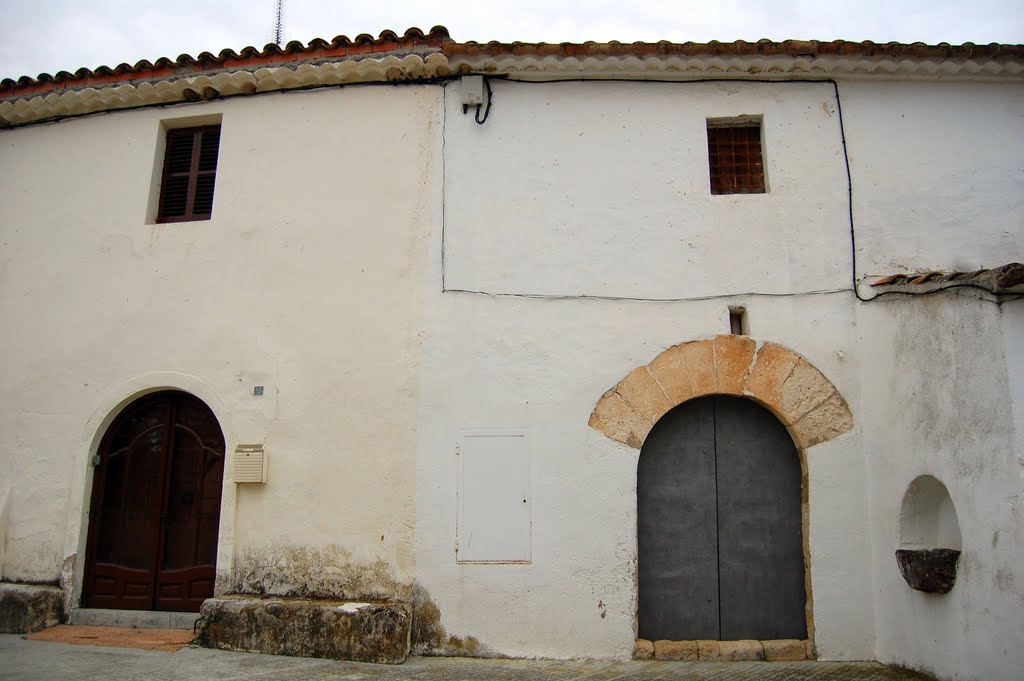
[83,390,226,613]
[588,335,853,641]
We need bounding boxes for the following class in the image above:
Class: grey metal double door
[638,395,806,641]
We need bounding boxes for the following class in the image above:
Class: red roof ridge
[1,26,452,92]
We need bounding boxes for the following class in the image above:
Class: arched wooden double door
[638,395,806,641]
[84,391,225,613]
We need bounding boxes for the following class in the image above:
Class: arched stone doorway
[638,395,805,640]
[82,390,225,613]
[588,336,852,452]
[589,335,853,643]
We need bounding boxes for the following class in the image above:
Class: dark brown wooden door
[638,395,806,641]
[84,391,225,613]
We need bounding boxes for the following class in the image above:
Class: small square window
[707,118,765,195]
[157,125,221,223]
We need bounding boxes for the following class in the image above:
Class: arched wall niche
[899,475,962,551]
[895,475,962,594]
[588,335,853,450]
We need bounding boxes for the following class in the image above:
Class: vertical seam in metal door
[712,396,722,640]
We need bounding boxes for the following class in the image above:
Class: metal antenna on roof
[274,0,285,47]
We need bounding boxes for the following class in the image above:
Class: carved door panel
[638,395,806,641]
[84,392,224,613]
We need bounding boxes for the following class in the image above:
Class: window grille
[707,120,765,195]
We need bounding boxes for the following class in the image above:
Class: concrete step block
[0,583,63,634]
[196,596,411,664]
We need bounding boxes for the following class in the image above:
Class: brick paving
[0,633,928,680]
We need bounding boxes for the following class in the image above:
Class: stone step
[0,584,63,634]
[196,596,411,664]
[68,608,199,630]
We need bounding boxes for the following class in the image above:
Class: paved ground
[0,634,929,680]
[27,625,193,652]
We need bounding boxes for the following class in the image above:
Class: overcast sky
[3,0,1023,81]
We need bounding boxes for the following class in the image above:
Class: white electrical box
[456,430,531,563]
[233,444,267,483]
[461,75,485,107]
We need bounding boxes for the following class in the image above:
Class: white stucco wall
[858,296,1024,681]
[443,79,851,299]
[414,80,873,659]
[413,291,874,659]
[839,80,1023,277]
[843,78,1024,681]
[2,70,1020,674]
[0,85,438,600]
[1004,304,1024,490]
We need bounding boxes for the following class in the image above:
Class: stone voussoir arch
[589,335,852,450]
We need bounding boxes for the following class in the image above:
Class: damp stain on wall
[230,545,411,602]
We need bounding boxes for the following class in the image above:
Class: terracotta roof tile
[0,26,453,93]
[442,38,1024,61]
[871,263,1024,296]
[3,27,1023,127]
[3,28,1022,96]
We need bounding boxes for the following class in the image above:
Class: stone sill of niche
[634,638,813,661]
[895,548,961,594]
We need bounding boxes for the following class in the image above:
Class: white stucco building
[1,27,1022,680]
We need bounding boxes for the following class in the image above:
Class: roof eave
[447,52,1024,82]
[2,35,1023,128]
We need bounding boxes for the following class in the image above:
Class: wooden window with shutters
[157,125,221,222]
[707,117,766,195]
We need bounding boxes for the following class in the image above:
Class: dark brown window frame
[157,125,221,223]
[707,117,766,195]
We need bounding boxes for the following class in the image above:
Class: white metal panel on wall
[456,430,531,563]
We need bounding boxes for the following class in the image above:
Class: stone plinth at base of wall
[638,638,811,661]
[196,596,411,664]
[0,583,63,633]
